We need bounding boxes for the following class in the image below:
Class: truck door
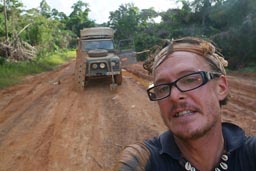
[118,39,137,66]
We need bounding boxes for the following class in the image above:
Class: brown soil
[0,60,255,171]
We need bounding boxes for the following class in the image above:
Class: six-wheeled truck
[75,27,123,90]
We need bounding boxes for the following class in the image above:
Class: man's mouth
[175,110,193,117]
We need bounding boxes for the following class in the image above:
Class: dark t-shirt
[144,122,256,171]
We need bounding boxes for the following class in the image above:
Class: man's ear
[216,75,229,101]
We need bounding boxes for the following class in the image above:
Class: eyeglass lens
[148,71,211,101]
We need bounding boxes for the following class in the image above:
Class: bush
[0,56,6,65]
[0,50,75,89]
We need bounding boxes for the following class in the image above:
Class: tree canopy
[0,0,255,69]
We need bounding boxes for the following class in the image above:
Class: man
[114,37,256,171]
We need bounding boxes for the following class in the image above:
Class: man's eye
[184,78,198,83]
[156,86,169,94]
[182,76,201,84]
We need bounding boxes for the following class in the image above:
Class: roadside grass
[227,63,256,79]
[0,50,76,89]
[239,64,256,73]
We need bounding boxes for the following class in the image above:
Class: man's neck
[175,124,224,171]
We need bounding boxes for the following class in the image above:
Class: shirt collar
[222,122,245,153]
[158,122,245,159]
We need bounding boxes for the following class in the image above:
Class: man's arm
[113,142,150,171]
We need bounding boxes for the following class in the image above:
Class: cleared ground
[0,60,255,171]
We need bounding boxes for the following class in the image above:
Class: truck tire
[114,73,122,85]
[74,51,86,89]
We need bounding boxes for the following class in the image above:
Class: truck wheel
[84,77,89,87]
[114,73,122,85]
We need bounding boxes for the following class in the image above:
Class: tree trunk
[4,0,8,42]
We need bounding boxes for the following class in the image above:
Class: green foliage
[36,50,75,67]
[66,0,95,36]
[0,61,45,88]
[0,0,95,59]
[20,8,76,55]
[240,63,256,73]
[0,56,6,65]
[0,50,75,88]
[108,3,162,61]
[39,0,51,18]
[210,0,256,69]
[0,0,23,40]
[109,3,140,40]
[0,0,256,71]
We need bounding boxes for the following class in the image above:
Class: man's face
[154,51,228,140]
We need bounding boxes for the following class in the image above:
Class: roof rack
[80,27,114,39]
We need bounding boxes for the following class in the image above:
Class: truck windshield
[82,40,114,51]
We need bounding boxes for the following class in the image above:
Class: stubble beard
[175,119,217,140]
[162,102,220,140]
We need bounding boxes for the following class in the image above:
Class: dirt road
[0,61,255,171]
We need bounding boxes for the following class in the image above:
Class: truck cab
[75,27,122,88]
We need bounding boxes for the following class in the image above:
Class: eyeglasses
[147,71,221,101]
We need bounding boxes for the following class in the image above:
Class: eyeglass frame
[147,71,222,101]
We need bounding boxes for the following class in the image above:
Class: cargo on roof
[80,27,115,39]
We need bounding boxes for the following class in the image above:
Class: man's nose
[168,85,185,102]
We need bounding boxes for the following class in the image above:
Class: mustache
[170,102,200,113]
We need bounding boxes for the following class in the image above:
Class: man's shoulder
[222,122,256,152]
[113,142,151,171]
[222,123,256,167]
[241,136,256,151]
[144,135,161,151]
[113,131,175,171]
[144,130,174,154]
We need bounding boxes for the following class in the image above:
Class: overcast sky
[20,0,181,23]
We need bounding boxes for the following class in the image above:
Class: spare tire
[88,49,108,57]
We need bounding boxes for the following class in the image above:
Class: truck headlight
[92,63,98,69]
[99,63,106,69]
